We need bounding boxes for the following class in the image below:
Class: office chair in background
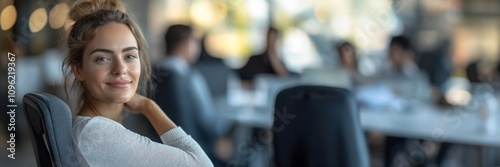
[23,93,79,167]
[273,85,369,167]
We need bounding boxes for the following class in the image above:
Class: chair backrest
[23,93,79,167]
[273,85,369,167]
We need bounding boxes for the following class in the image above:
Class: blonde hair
[62,0,152,113]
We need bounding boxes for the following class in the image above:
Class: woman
[62,0,213,166]
[336,42,358,74]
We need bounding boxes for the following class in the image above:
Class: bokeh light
[29,8,48,33]
[1,5,17,31]
[49,3,70,29]
[190,0,227,30]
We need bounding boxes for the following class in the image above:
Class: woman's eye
[127,55,137,60]
[96,57,110,63]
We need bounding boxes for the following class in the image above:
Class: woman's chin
[110,94,134,103]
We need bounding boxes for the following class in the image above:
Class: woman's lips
[106,81,132,88]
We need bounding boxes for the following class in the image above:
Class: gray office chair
[273,85,369,167]
[23,93,79,167]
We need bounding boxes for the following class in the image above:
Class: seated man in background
[387,36,420,78]
[355,36,431,111]
[154,24,232,166]
[238,27,291,85]
[385,35,431,101]
[382,36,443,167]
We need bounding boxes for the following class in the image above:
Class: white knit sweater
[72,116,213,167]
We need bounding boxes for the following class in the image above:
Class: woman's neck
[79,97,125,123]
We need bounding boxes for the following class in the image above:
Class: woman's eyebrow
[90,46,138,55]
[90,48,113,55]
[122,46,138,52]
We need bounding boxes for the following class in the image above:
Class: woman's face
[73,22,140,104]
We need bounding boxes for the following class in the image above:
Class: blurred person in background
[466,59,500,84]
[154,24,233,166]
[235,27,293,166]
[495,63,500,84]
[195,36,238,99]
[417,38,452,104]
[301,41,358,89]
[388,36,419,78]
[385,35,432,100]
[466,60,485,83]
[337,41,359,74]
[383,35,446,167]
[337,41,372,87]
[238,27,290,85]
[466,59,495,83]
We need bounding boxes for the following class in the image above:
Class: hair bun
[69,0,126,21]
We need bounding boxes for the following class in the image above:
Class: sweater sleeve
[74,116,213,167]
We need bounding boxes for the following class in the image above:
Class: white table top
[219,75,500,147]
[220,99,500,147]
[360,103,500,147]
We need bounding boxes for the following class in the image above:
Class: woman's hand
[125,93,177,134]
[125,93,152,114]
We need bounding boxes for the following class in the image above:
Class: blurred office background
[1,0,500,166]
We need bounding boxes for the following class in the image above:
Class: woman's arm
[125,93,176,135]
[75,116,213,166]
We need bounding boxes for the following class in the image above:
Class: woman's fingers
[125,93,148,113]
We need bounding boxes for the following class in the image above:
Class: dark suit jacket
[152,64,215,153]
[238,53,280,81]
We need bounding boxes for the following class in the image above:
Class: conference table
[360,103,500,148]
[218,74,500,148]
[221,101,500,147]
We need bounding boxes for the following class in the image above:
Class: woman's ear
[71,63,84,81]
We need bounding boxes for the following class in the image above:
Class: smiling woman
[61,0,213,166]
[72,23,141,116]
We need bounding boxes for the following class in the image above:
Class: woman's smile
[106,80,132,89]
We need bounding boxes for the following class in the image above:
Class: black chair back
[273,85,368,167]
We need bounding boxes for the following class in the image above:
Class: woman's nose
[113,58,127,75]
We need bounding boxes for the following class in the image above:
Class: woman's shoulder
[73,115,119,127]
[72,116,123,139]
